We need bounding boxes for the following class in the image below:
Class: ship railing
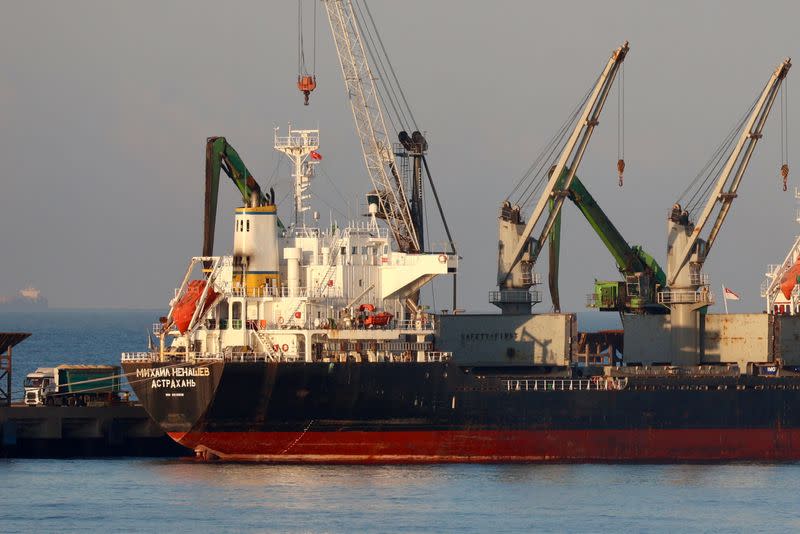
[689,272,710,286]
[229,286,320,299]
[395,318,436,330]
[121,351,303,364]
[520,270,542,286]
[503,377,629,392]
[488,289,542,305]
[656,289,714,305]
[425,351,452,362]
[121,352,154,362]
[766,263,782,278]
[221,352,302,363]
[760,279,771,297]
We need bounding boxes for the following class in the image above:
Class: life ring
[281,344,289,352]
[278,316,285,324]
[438,254,447,264]
[273,344,280,352]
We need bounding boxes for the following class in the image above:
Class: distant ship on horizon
[0,286,48,311]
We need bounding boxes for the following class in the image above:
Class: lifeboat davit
[173,280,219,334]
[779,259,800,299]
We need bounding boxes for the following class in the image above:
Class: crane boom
[568,175,664,284]
[203,136,276,258]
[322,0,420,253]
[667,58,791,286]
[500,41,629,286]
[548,171,666,313]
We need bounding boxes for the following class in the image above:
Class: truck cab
[24,367,56,406]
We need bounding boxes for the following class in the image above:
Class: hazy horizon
[2,0,799,314]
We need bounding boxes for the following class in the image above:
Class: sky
[1,0,799,313]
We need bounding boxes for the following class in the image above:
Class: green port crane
[548,170,666,315]
[203,136,283,258]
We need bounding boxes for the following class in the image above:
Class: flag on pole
[723,286,740,301]
[722,284,740,314]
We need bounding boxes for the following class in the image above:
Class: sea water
[2,310,797,533]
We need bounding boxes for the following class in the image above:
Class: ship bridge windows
[216,301,229,329]
[232,301,242,329]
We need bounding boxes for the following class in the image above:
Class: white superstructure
[762,188,800,315]
[150,127,457,363]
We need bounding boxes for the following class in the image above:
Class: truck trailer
[24,365,124,406]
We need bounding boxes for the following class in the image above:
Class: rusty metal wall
[437,313,576,366]
[624,313,776,367]
[704,313,772,367]
[776,315,800,365]
[621,314,671,364]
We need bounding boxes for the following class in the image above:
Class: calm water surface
[3,461,800,532]
[1,311,796,533]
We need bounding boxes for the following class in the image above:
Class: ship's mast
[274,125,320,228]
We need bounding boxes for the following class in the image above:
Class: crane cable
[297,0,317,105]
[617,62,625,187]
[353,0,416,133]
[781,79,790,191]
[507,73,598,213]
[297,0,316,77]
[675,96,757,219]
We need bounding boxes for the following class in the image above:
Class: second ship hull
[124,360,800,463]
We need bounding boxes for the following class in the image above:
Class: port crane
[493,41,629,314]
[203,136,278,258]
[662,58,791,365]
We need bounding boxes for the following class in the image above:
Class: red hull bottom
[169,429,800,463]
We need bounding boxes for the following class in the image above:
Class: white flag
[723,286,740,301]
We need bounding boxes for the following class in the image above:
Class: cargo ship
[121,17,800,462]
[0,286,48,311]
[121,123,800,463]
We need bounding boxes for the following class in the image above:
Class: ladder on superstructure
[314,235,347,298]
[252,325,281,361]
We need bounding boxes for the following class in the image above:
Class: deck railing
[503,377,628,392]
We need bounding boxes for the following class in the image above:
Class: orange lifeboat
[297,75,317,105]
[779,258,800,299]
[173,280,219,334]
[364,311,393,328]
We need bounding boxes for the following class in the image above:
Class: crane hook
[782,164,790,192]
[617,159,625,187]
[297,75,317,106]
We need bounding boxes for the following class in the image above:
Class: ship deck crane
[663,58,791,365]
[493,41,629,314]
[548,172,666,314]
[203,136,278,258]
[318,0,458,309]
[321,0,420,254]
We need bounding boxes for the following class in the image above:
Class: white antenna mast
[274,125,321,227]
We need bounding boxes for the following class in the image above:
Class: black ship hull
[123,360,800,462]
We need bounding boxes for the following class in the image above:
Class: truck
[23,365,125,406]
